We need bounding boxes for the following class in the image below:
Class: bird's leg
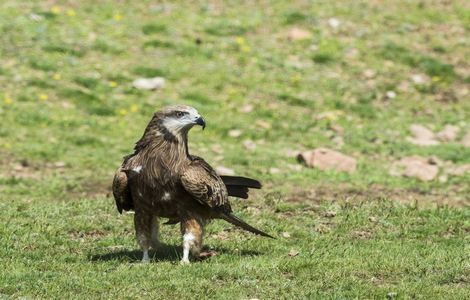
[150,215,161,250]
[134,211,154,263]
[180,217,204,264]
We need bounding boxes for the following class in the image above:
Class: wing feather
[180,157,231,213]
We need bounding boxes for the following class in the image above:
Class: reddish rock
[446,164,470,176]
[436,125,459,142]
[287,28,312,41]
[407,124,439,146]
[390,156,439,181]
[461,131,470,148]
[297,148,357,173]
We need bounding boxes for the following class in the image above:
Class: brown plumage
[112,105,272,264]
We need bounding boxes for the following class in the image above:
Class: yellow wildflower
[66,9,76,17]
[290,74,301,84]
[3,97,13,105]
[130,104,138,113]
[109,81,118,87]
[118,108,128,116]
[235,36,246,45]
[51,6,61,14]
[39,94,49,101]
[52,73,61,80]
[240,45,251,53]
[113,14,123,21]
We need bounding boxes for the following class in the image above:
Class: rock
[211,144,224,154]
[327,18,341,29]
[407,124,439,146]
[228,129,242,138]
[29,13,43,21]
[288,249,299,257]
[385,91,396,99]
[446,164,470,176]
[297,148,357,173]
[242,139,256,151]
[53,161,66,168]
[132,77,165,90]
[438,175,448,183]
[329,124,344,134]
[363,69,376,79]
[215,166,235,176]
[461,131,470,147]
[390,156,439,181]
[239,104,253,113]
[436,125,459,142]
[410,74,428,85]
[287,27,312,41]
[255,120,271,129]
[281,232,291,238]
[269,167,281,174]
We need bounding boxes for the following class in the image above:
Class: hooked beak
[195,116,206,130]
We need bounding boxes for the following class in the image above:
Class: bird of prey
[112,105,273,264]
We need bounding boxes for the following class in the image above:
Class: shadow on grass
[89,243,261,263]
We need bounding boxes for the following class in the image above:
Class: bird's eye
[176,111,184,118]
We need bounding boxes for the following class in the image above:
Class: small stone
[211,144,224,154]
[239,104,253,113]
[215,166,235,176]
[407,124,439,146]
[446,164,470,176]
[438,175,448,183]
[330,124,344,134]
[53,161,66,168]
[411,74,428,85]
[288,249,299,257]
[287,27,312,41]
[132,77,165,90]
[461,131,470,147]
[390,156,439,181]
[385,91,396,99]
[363,69,376,79]
[297,148,357,173]
[269,167,281,174]
[242,139,256,151]
[228,129,242,138]
[255,120,271,129]
[327,18,341,29]
[281,232,291,238]
[436,125,459,142]
[29,13,43,21]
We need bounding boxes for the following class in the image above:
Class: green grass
[0,0,469,298]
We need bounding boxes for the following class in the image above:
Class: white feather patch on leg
[181,233,195,264]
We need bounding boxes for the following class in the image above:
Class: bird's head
[157,105,205,137]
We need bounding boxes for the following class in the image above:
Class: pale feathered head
[156,105,205,136]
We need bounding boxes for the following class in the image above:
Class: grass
[0,0,469,298]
